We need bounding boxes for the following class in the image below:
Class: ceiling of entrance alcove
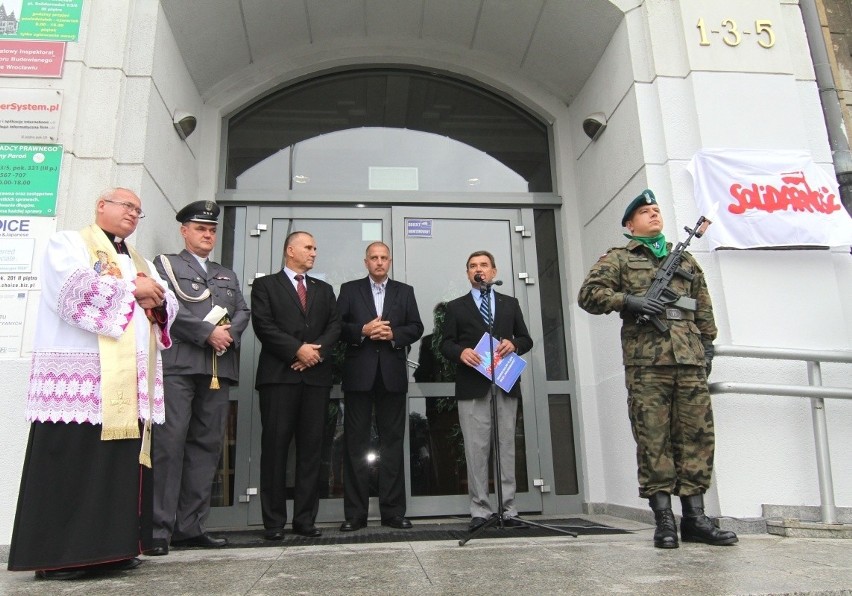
[160,0,624,104]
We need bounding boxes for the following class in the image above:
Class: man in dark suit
[440,250,533,532]
[336,242,424,531]
[149,201,251,555]
[251,231,341,540]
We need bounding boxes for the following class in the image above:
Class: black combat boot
[648,492,678,549]
[680,494,738,545]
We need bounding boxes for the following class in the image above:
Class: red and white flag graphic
[687,149,852,249]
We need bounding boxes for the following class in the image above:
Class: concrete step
[766,518,852,538]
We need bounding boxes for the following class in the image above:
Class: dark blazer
[251,270,341,388]
[337,277,424,393]
[440,291,533,399]
[155,250,251,383]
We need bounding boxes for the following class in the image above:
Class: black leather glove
[702,340,714,376]
[624,295,665,316]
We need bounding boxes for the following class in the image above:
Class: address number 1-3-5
[697,18,775,49]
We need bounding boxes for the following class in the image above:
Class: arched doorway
[209,68,580,528]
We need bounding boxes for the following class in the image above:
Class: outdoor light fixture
[582,112,607,141]
[173,110,197,140]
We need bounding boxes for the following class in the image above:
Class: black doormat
[199,518,631,549]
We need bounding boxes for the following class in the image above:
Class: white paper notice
[0,290,28,357]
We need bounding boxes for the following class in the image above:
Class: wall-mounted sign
[0,143,61,216]
[406,218,433,238]
[0,0,83,42]
[0,236,34,271]
[369,166,419,191]
[0,215,53,283]
[0,40,64,77]
[0,290,28,357]
[0,88,61,141]
[0,214,53,358]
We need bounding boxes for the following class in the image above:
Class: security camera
[173,110,197,140]
[582,112,607,141]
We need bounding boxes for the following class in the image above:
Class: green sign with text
[0,144,61,216]
[4,1,83,42]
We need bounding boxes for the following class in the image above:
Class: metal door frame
[392,206,548,516]
[208,202,579,529]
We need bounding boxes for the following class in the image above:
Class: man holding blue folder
[440,250,533,532]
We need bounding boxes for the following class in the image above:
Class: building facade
[1,0,850,543]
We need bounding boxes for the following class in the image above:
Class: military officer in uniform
[147,201,251,555]
[578,189,737,549]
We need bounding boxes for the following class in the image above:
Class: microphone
[473,273,503,286]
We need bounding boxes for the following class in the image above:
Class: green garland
[429,302,458,383]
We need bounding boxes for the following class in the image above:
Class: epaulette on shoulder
[596,246,623,261]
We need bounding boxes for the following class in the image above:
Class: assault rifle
[637,216,711,333]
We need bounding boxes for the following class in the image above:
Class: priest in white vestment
[7,187,177,580]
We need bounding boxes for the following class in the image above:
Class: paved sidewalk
[2,515,851,595]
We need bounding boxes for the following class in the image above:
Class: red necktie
[295,274,307,311]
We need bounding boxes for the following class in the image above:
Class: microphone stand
[459,278,577,546]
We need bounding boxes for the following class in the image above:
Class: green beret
[621,189,657,226]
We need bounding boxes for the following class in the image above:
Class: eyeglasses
[103,198,145,218]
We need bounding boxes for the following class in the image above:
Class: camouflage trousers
[624,365,715,498]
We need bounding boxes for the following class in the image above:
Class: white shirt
[188,250,208,273]
[371,277,387,315]
[283,265,306,290]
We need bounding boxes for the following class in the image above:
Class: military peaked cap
[176,200,220,224]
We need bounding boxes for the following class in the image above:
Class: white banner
[686,149,852,249]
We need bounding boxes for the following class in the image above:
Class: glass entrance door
[393,206,543,517]
[207,204,549,528]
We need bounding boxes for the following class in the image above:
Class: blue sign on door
[406,218,432,238]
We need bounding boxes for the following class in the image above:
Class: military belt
[664,308,694,321]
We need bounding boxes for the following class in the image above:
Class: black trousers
[258,382,330,530]
[342,375,407,521]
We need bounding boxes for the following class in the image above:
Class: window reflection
[226,69,552,191]
[534,209,570,380]
[412,302,456,384]
[548,394,579,495]
[211,402,238,507]
[410,397,465,496]
[322,398,345,499]
[410,397,528,497]
[236,128,529,193]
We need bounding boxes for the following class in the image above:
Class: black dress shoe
[381,516,412,529]
[264,528,285,541]
[35,569,88,580]
[469,516,488,532]
[143,539,169,556]
[502,517,528,528]
[340,519,367,532]
[293,525,322,538]
[90,557,144,572]
[171,532,227,548]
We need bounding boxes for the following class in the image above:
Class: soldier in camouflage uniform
[578,189,737,549]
